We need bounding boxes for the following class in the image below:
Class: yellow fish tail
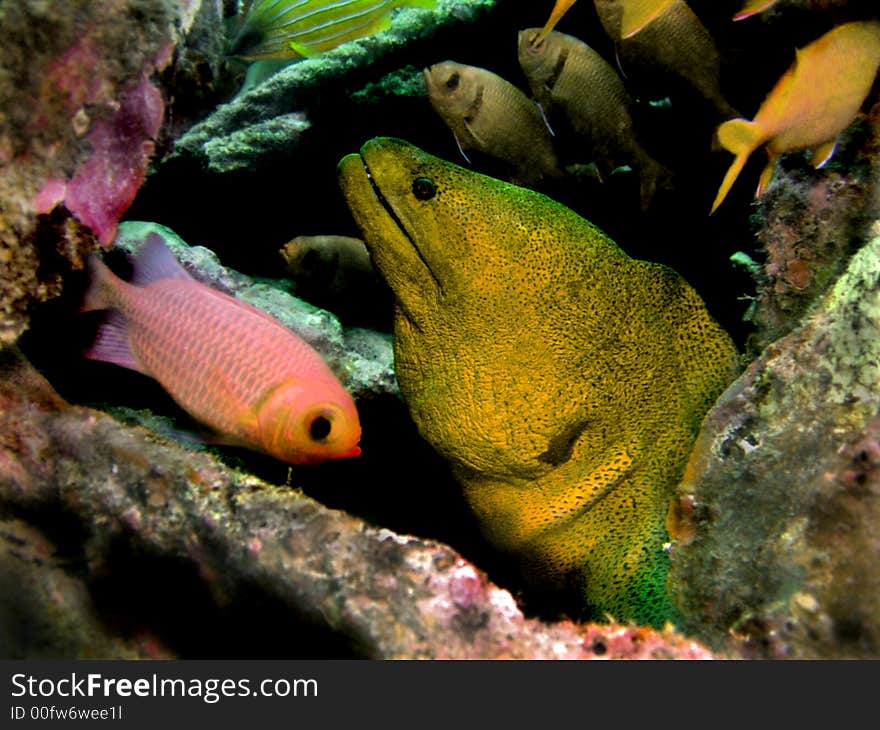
[534,0,577,46]
[621,0,676,39]
[711,118,763,213]
[733,0,779,22]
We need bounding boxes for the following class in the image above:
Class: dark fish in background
[280,235,390,327]
[229,0,438,62]
[518,28,667,209]
[280,234,377,297]
[424,61,562,187]
[593,0,739,122]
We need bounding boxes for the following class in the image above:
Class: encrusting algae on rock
[338,137,739,626]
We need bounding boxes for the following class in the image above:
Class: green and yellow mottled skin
[338,138,739,626]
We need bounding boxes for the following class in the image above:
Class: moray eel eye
[308,414,333,442]
[446,72,460,90]
[412,177,437,200]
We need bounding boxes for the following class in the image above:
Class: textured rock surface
[0,349,716,660]
[171,0,500,171]
[668,228,880,659]
[0,0,229,346]
[739,105,880,354]
[0,518,174,659]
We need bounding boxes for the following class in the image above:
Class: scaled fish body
[339,137,738,626]
[711,21,880,213]
[535,0,675,44]
[734,0,779,21]
[280,234,378,296]
[424,61,561,186]
[594,0,738,121]
[518,29,666,208]
[82,234,362,465]
[229,0,437,61]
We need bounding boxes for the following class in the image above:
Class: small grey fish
[424,61,561,186]
[518,28,667,209]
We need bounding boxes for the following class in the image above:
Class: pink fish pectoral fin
[812,139,838,168]
[755,154,779,198]
[84,311,150,375]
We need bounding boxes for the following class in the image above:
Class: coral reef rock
[0,347,715,659]
[0,0,228,346]
[171,0,500,171]
[668,226,880,659]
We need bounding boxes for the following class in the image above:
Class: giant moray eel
[338,138,739,626]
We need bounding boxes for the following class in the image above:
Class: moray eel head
[339,138,739,626]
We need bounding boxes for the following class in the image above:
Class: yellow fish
[733,0,779,21]
[338,137,738,626]
[535,0,675,44]
[423,61,561,186]
[711,21,880,213]
[229,0,437,62]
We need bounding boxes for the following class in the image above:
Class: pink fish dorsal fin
[130,233,194,287]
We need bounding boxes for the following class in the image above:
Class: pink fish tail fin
[80,255,117,313]
[81,252,148,374]
[711,118,762,214]
[83,310,147,374]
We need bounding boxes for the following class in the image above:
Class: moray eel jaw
[338,143,446,330]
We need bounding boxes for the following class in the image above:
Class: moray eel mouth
[337,145,441,299]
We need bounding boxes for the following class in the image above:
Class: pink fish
[81,234,362,465]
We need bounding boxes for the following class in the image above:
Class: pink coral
[34,74,164,247]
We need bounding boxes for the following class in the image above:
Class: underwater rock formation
[172,0,500,172]
[0,0,229,346]
[0,348,715,659]
[668,226,880,659]
[740,104,880,354]
[0,517,174,659]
